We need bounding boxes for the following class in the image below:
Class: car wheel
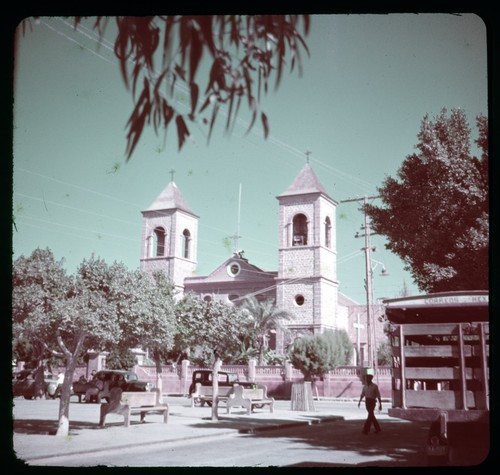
[254,404,264,409]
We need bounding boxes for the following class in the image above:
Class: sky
[12,13,488,304]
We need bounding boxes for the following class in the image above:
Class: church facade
[140,163,381,362]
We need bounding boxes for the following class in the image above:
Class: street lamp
[372,258,389,277]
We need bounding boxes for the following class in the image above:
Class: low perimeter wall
[132,363,392,400]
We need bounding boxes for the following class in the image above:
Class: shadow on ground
[14,419,103,435]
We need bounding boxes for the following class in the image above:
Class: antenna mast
[230,184,243,254]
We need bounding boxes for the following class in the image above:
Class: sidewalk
[12,396,372,465]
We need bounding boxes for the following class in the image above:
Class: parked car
[188,369,253,406]
[74,369,153,403]
[12,369,60,400]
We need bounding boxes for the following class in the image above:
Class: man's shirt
[361,383,381,400]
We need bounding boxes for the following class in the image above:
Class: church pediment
[188,253,276,284]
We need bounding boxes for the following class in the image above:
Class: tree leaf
[207,104,219,144]
[244,97,257,136]
[189,82,199,119]
[261,112,269,139]
[189,25,203,84]
[175,115,189,150]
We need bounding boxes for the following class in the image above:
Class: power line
[42,18,379,197]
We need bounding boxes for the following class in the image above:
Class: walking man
[358,374,382,434]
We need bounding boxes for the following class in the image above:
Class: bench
[99,387,169,428]
[71,381,88,403]
[226,384,274,415]
[190,383,233,407]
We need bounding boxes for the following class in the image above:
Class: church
[139,163,384,364]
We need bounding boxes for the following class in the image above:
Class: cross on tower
[305,150,312,163]
[169,169,176,182]
[229,232,242,253]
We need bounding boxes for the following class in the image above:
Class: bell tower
[276,162,339,339]
[140,172,198,294]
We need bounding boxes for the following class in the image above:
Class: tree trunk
[154,356,163,395]
[290,381,315,411]
[211,358,221,421]
[33,364,45,399]
[258,344,265,366]
[56,357,77,437]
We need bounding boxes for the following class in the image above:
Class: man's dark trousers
[363,398,381,433]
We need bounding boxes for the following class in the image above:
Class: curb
[238,416,343,434]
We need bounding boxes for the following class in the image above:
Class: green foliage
[105,348,137,370]
[111,270,176,358]
[12,336,44,370]
[263,350,286,366]
[328,328,354,367]
[12,247,71,348]
[70,15,310,159]
[288,329,353,381]
[288,333,332,381]
[12,248,177,432]
[232,343,259,365]
[241,296,293,365]
[174,293,247,365]
[365,108,488,293]
[377,340,392,366]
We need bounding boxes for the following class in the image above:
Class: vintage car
[74,369,153,403]
[188,369,253,406]
[12,369,60,400]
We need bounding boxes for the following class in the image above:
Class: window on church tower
[325,216,332,248]
[294,295,305,306]
[292,214,308,246]
[183,229,191,259]
[154,227,166,257]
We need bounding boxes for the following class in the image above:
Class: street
[30,419,430,467]
[13,396,490,467]
[13,397,431,467]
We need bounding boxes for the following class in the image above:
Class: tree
[12,251,122,436]
[328,328,354,367]
[240,296,293,365]
[288,330,352,381]
[365,108,488,293]
[377,340,392,366]
[12,250,176,437]
[104,348,137,370]
[174,293,246,365]
[107,269,176,383]
[288,333,332,382]
[12,248,72,398]
[65,15,310,159]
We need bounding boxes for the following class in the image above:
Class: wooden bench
[190,383,233,407]
[99,387,169,428]
[226,384,274,415]
[71,380,89,403]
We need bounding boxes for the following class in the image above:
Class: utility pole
[340,195,380,370]
[353,313,364,365]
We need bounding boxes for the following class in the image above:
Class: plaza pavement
[12,395,391,465]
